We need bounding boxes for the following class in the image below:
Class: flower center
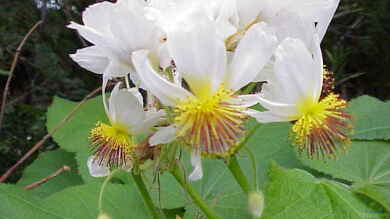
[89,122,134,168]
[291,93,352,158]
[174,86,247,157]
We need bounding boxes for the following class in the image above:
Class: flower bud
[248,191,265,218]
[97,212,111,219]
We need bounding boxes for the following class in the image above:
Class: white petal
[133,110,166,135]
[87,156,110,177]
[127,87,144,106]
[257,96,298,117]
[70,46,108,74]
[158,43,172,69]
[149,125,177,146]
[82,1,115,35]
[132,50,193,106]
[226,22,277,91]
[109,0,160,52]
[245,109,291,123]
[109,83,145,129]
[215,0,239,38]
[104,58,133,78]
[252,60,274,83]
[167,8,226,95]
[102,76,110,117]
[268,10,316,50]
[268,38,321,104]
[312,34,324,102]
[129,71,146,89]
[67,22,109,46]
[236,0,263,26]
[232,94,260,107]
[189,150,203,181]
[318,0,339,42]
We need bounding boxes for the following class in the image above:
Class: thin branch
[24,165,71,190]
[0,86,102,183]
[0,20,43,131]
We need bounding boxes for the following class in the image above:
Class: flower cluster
[69,0,351,180]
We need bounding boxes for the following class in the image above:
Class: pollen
[89,122,135,168]
[174,86,248,157]
[291,93,352,159]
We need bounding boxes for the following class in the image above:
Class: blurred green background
[0,0,389,182]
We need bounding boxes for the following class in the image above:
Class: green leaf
[348,96,390,140]
[0,68,9,76]
[183,158,251,219]
[352,183,390,212]
[301,140,390,212]
[17,149,83,198]
[46,96,107,153]
[0,182,151,218]
[262,163,386,219]
[0,184,66,219]
[238,120,304,188]
[146,171,185,210]
[42,183,151,219]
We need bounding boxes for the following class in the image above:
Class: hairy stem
[227,155,251,194]
[170,165,220,219]
[132,173,163,219]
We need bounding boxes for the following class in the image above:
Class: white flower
[68,0,163,79]
[249,37,352,158]
[132,9,277,180]
[88,83,164,177]
[221,0,340,46]
[145,0,238,40]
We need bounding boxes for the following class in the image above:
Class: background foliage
[0,0,389,218]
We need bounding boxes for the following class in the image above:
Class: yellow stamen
[89,122,134,167]
[174,86,247,157]
[291,93,352,158]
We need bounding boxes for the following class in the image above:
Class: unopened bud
[97,212,111,219]
[248,191,265,218]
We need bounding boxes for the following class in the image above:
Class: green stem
[170,166,220,219]
[244,147,258,190]
[132,173,163,219]
[227,155,251,194]
[98,170,119,214]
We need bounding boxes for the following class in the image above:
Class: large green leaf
[301,140,390,212]
[0,184,65,219]
[0,182,151,218]
[237,120,304,188]
[42,183,150,219]
[348,96,390,140]
[17,149,83,198]
[46,96,107,153]
[262,163,386,219]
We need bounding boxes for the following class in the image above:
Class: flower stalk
[132,172,164,219]
[226,155,251,194]
[170,165,220,219]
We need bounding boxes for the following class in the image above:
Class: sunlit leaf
[262,163,386,219]
[17,149,83,198]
